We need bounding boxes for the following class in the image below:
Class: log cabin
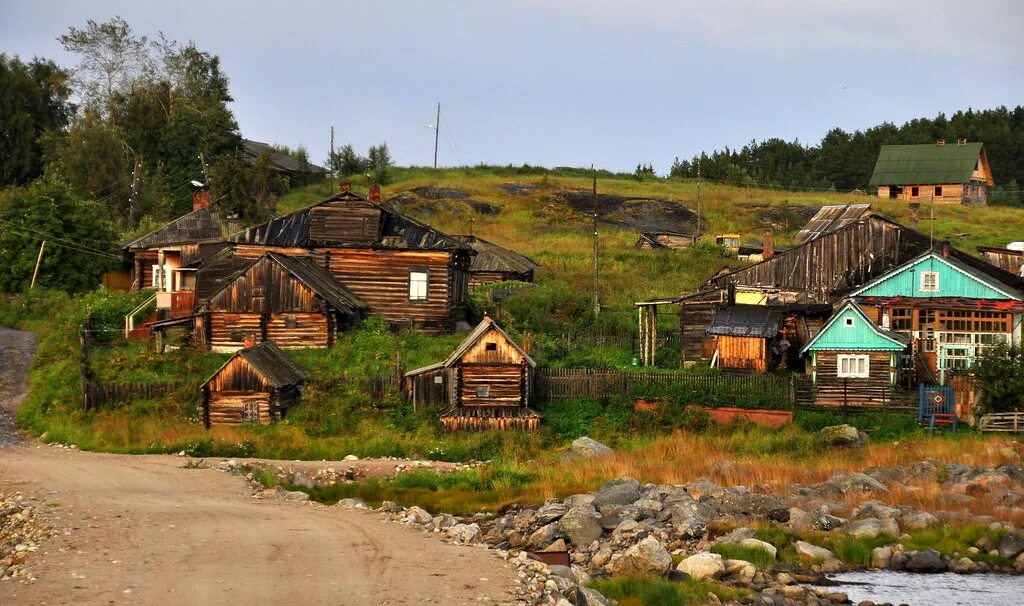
[801,300,910,407]
[200,340,308,427]
[978,244,1024,278]
[450,235,539,288]
[869,141,994,205]
[403,316,539,431]
[226,185,474,334]
[196,251,366,351]
[850,246,1024,384]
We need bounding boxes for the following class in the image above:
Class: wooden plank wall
[309,202,381,245]
[716,336,767,372]
[458,365,526,407]
[207,392,271,425]
[812,351,894,407]
[266,313,330,348]
[533,368,793,404]
[208,313,262,350]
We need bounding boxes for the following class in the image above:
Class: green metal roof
[868,142,983,186]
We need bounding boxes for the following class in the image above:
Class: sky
[2,1,1022,173]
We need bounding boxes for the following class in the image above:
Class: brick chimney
[908,202,920,229]
[942,240,951,258]
[340,182,352,194]
[369,184,381,202]
[762,230,774,259]
[192,187,211,211]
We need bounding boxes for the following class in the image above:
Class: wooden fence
[533,368,794,406]
[978,412,1024,433]
[84,380,186,409]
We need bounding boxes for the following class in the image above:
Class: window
[409,270,428,300]
[891,308,913,332]
[150,265,168,289]
[485,342,497,351]
[920,271,940,293]
[934,186,943,197]
[476,385,490,398]
[433,375,444,384]
[844,317,855,327]
[229,330,245,342]
[284,315,297,329]
[837,354,870,378]
[911,186,920,197]
[242,401,260,423]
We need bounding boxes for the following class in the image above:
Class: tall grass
[589,576,748,606]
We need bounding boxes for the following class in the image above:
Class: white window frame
[151,264,163,289]
[837,354,870,378]
[409,270,429,301]
[920,271,940,293]
[844,317,855,328]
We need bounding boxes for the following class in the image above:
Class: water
[828,571,1024,606]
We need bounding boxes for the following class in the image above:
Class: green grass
[589,576,749,606]
[710,543,777,570]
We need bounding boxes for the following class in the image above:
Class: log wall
[716,336,767,372]
[207,392,272,425]
[458,365,527,407]
[208,313,262,350]
[266,313,331,348]
[812,351,894,407]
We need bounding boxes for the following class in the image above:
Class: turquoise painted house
[849,249,1023,384]
[802,300,910,406]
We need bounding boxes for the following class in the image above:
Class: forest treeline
[669,107,1024,200]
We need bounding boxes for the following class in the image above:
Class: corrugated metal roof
[125,204,227,250]
[452,236,538,274]
[266,252,366,314]
[242,139,327,174]
[868,142,985,186]
[795,204,873,245]
[707,304,782,338]
[228,191,471,252]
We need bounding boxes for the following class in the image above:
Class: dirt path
[0,326,36,445]
[0,328,518,605]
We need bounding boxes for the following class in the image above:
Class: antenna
[592,165,600,317]
[433,103,441,169]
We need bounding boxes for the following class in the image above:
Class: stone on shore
[611,536,672,577]
[794,540,835,562]
[566,437,614,459]
[676,552,725,580]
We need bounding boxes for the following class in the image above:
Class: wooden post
[30,240,46,289]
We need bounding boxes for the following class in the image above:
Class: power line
[0,219,122,260]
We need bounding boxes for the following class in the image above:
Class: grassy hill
[277,167,1024,331]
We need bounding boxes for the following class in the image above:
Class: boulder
[559,506,604,546]
[611,536,672,577]
[905,549,946,573]
[844,517,899,539]
[432,513,457,529]
[870,546,892,569]
[899,509,939,530]
[715,493,790,522]
[448,523,482,545]
[404,506,433,525]
[674,516,707,540]
[379,500,403,513]
[715,527,757,544]
[336,498,369,509]
[738,538,777,559]
[566,437,614,459]
[282,490,310,502]
[536,502,569,524]
[836,472,888,493]
[794,540,835,562]
[820,424,862,448]
[592,478,641,508]
[527,523,565,549]
[852,500,899,520]
[290,473,316,490]
[950,557,977,574]
[668,500,716,525]
[724,559,757,583]
[676,552,725,581]
[998,534,1024,559]
[576,587,612,606]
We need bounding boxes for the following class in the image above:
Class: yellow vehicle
[715,233,741,253]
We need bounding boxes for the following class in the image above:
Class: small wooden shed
[200,341,308,427]
[403,316,539,430]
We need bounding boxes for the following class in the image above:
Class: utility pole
[592,165,600,317]
[30,240,46,290]
[127,159,141,229]
[329,126,336,194]
[198,152,210,185]
[433,103,441,169]
[695,157,703,239]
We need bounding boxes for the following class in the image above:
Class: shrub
[974,343,1024,413]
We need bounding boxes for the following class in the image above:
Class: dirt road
[0,328,518,605]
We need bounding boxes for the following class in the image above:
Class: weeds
[589,576,748,606]
[710,543,777,570]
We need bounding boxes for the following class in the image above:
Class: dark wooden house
[869,141,994,205]
[403,316,539,431]
[794,204,873,245]
[802,300,910,407]
[197,252,366,351]
[226,185,474,334]
[200,341,308,427]
[451,235,539,288]
[635,231,696,250]
[979,245,1024,278]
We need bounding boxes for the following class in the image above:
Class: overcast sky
[3,1,1022,172]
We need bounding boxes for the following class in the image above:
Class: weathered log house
[869,141,994,205]
[226,185,474,334]
[801,300,911,407]
[451,235,539,288]
[978,244,1024,278]
[200,340,308,427]
[794,204,873,245]
[196,252,366,351]
[403,316,539,431]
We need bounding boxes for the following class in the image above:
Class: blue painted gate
[919,384,957,431]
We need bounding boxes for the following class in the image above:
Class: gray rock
[432,513,457,529]
[669,499,716,525]
[899,509,939,530]
[998,534,1024,559]
[336,498,369,509]
[547,564,574,580]
[576,586,612,606]
[715,527,757,544]
[536,502,569,524]
[611,536,672,577]
[820,424,862,447]
[566,437,614,459]
[448,523,482,545]
[527,523,565,549]
[817,514,845,531]
[563,493,597,509]
[844,517,899,539]
[837,472,888,493]
[674,516,707,540]
[592,478,641,508]
[950,557,977,574]
[559,506,604,546]
[290,472,316,490]
[404,506,433,525]
[870,546,892,569]
[794,540,835,562]
[905,549,946,573]
[283,490,310,502]
[379,500,403,513]
[738,538,777,559]
[853,500,899,520]
[676,551,725,580]
[715,493,789,522]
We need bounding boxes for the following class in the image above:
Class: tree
[367,142,394,185]
[58,16,151,114]
[0,54,75,186]
[974,344,1024,414]
[0,177,118,292]
[329,143,368,177]
[207,154,285,225]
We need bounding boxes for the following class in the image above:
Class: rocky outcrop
[565,437,614,459]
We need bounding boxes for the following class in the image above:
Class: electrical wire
[0,219,122,260]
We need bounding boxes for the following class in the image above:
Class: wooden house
[869,141,994,205]
[794,204,873,245]
[801,300,910,407]
[850,247,1024,384]
[978,244,1024,278]
[403,316,539,431]
[707,305,782,372]
[200,341,308,427]
[635,231,696,250]
[226,185,474,334]
[451,235,539,288]
[197,252,366,351]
